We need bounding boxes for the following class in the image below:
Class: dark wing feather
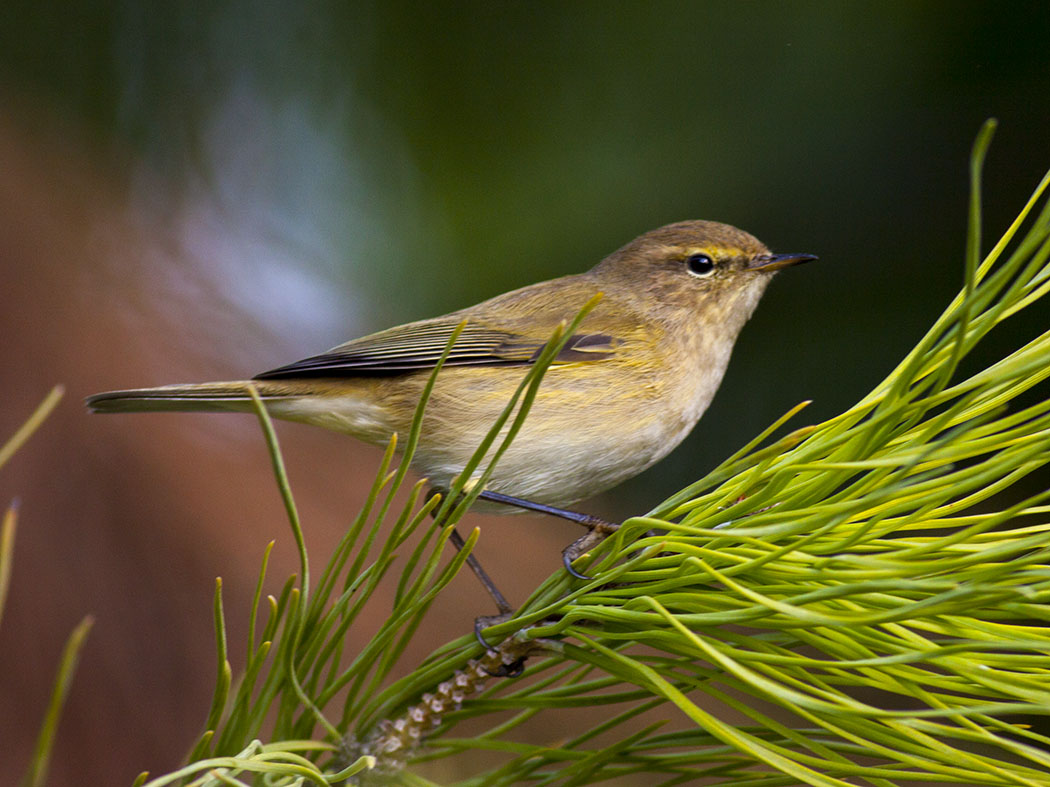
[253,320,619,380]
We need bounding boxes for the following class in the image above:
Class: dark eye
[685,253,715,277]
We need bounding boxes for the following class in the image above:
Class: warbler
[88,220,813,506]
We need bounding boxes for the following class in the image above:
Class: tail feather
[86,381,264,414]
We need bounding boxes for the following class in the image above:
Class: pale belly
[394,362,722,508]
[412,413,685,509]
[267,350,727,509]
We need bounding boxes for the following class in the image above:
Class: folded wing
[254,319,620,380]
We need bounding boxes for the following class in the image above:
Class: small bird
[88,221,814,616]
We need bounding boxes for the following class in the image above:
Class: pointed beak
[747,252,819,272]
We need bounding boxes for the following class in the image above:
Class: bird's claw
[562,549,592,580]
[561,520,620,581]
[486,656,528,678]
[474,611,512,650]
[474,612,537,677]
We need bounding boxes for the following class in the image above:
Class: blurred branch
[0,385,63,472]
[19,616,94,787]
[0,387,94,787]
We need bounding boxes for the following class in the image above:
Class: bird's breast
[403,328,729,507]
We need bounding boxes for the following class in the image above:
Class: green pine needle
[139,121,1050,786]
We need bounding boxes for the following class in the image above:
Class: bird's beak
[747,252,818,272]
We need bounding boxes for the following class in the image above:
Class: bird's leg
[429,488,516,651]
[477,490,620,580]
[446,526,513,616]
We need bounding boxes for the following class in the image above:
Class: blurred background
[1,2,1048,783]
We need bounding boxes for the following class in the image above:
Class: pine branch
[146,121,1050,786]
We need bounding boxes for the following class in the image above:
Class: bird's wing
[253,318,620,380]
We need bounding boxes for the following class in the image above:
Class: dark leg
[429,488,516,650]
[447,526,512,616]
[477,490,621,580]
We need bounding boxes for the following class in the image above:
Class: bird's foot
[561,517,621,580]
[474,612,543,677]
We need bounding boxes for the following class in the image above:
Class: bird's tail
[86,381,275,414]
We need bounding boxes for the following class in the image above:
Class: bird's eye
[685,253,715,277]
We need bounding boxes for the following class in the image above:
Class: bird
[88,220,814,625]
